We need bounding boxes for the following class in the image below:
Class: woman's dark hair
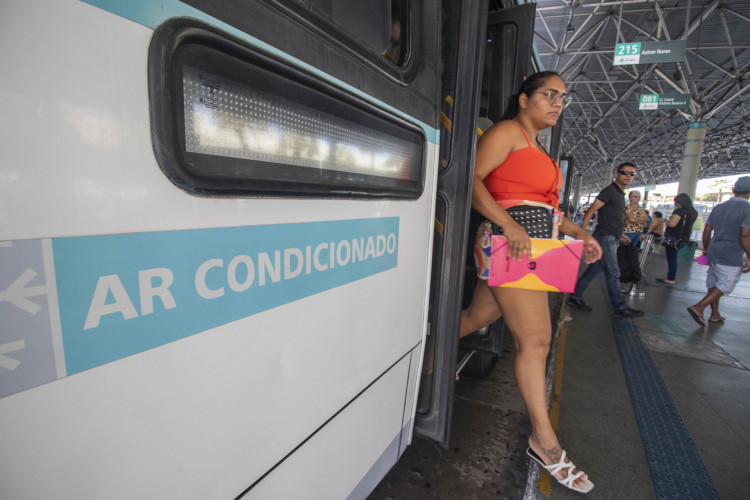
[500,71,562,121]
[674,193,698,220]
[653,211,663,218]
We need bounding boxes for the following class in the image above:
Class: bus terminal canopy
[524,0,750,193]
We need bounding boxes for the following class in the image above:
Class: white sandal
[527,447,594,494]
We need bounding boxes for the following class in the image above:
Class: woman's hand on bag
[502,220,531,261]
[582,234,602,264]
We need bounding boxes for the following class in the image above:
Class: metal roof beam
[563,7,610,52]
[535,11,559,51]
[685,0,723,37]
[652,68,688,94]
[537,1,668,13]
[652,67,701,113]
[594,52,619,98]
[687,48,738,78]
[556,16,612,75]
[719,9,740,74]
[705,81,750,120]
[558,52,594,80]
[652,0,695,99]
[725,5,750,25]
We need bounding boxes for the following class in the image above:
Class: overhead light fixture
[566,23,575,33]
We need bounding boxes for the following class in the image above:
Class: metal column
[677,122,706,200]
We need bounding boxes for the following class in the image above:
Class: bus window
[185,0,411,68]
[301,0,390,53]
[482,21,518,122]
[149,20,424,198]
[280,0,410,67]
[385,1,407,66]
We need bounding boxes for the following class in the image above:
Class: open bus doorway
[414,1,537,447]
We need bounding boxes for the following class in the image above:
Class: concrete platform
[370,251,750,499]
[369,328,531,499]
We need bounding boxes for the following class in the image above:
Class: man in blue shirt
[566,162,644,318]
[687,176,750,327]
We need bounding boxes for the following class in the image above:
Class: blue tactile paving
[611,313,720,499]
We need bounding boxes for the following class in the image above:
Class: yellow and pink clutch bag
[488,237,583,292]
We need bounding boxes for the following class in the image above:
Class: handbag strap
[669,209,686,238]
[677,210,687,236]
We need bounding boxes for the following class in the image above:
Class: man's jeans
[571,234,627,311]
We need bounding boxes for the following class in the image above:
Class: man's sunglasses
[619,171,636,177]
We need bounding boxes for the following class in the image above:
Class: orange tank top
[483,123,562,208]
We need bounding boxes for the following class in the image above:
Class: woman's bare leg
[459,280,502,338]
[491,287,589,486]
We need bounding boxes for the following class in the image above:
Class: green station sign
[614,40,687,65]
[639,94,660,110]
[658,93,691,109]
[639,93,691,111]
[614,43,642,65]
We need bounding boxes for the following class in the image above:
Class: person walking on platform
[687,176,750,327]
[565,162,644,318]
[656,193,698,285]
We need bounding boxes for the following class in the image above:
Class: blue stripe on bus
[53,218,399,374]
[81,0,439,144]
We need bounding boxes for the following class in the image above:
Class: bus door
[415,2,537,446]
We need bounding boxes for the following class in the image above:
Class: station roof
[524,0,750,193]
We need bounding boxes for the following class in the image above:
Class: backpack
[617,244,642,283]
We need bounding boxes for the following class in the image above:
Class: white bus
[0,1,537,498]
